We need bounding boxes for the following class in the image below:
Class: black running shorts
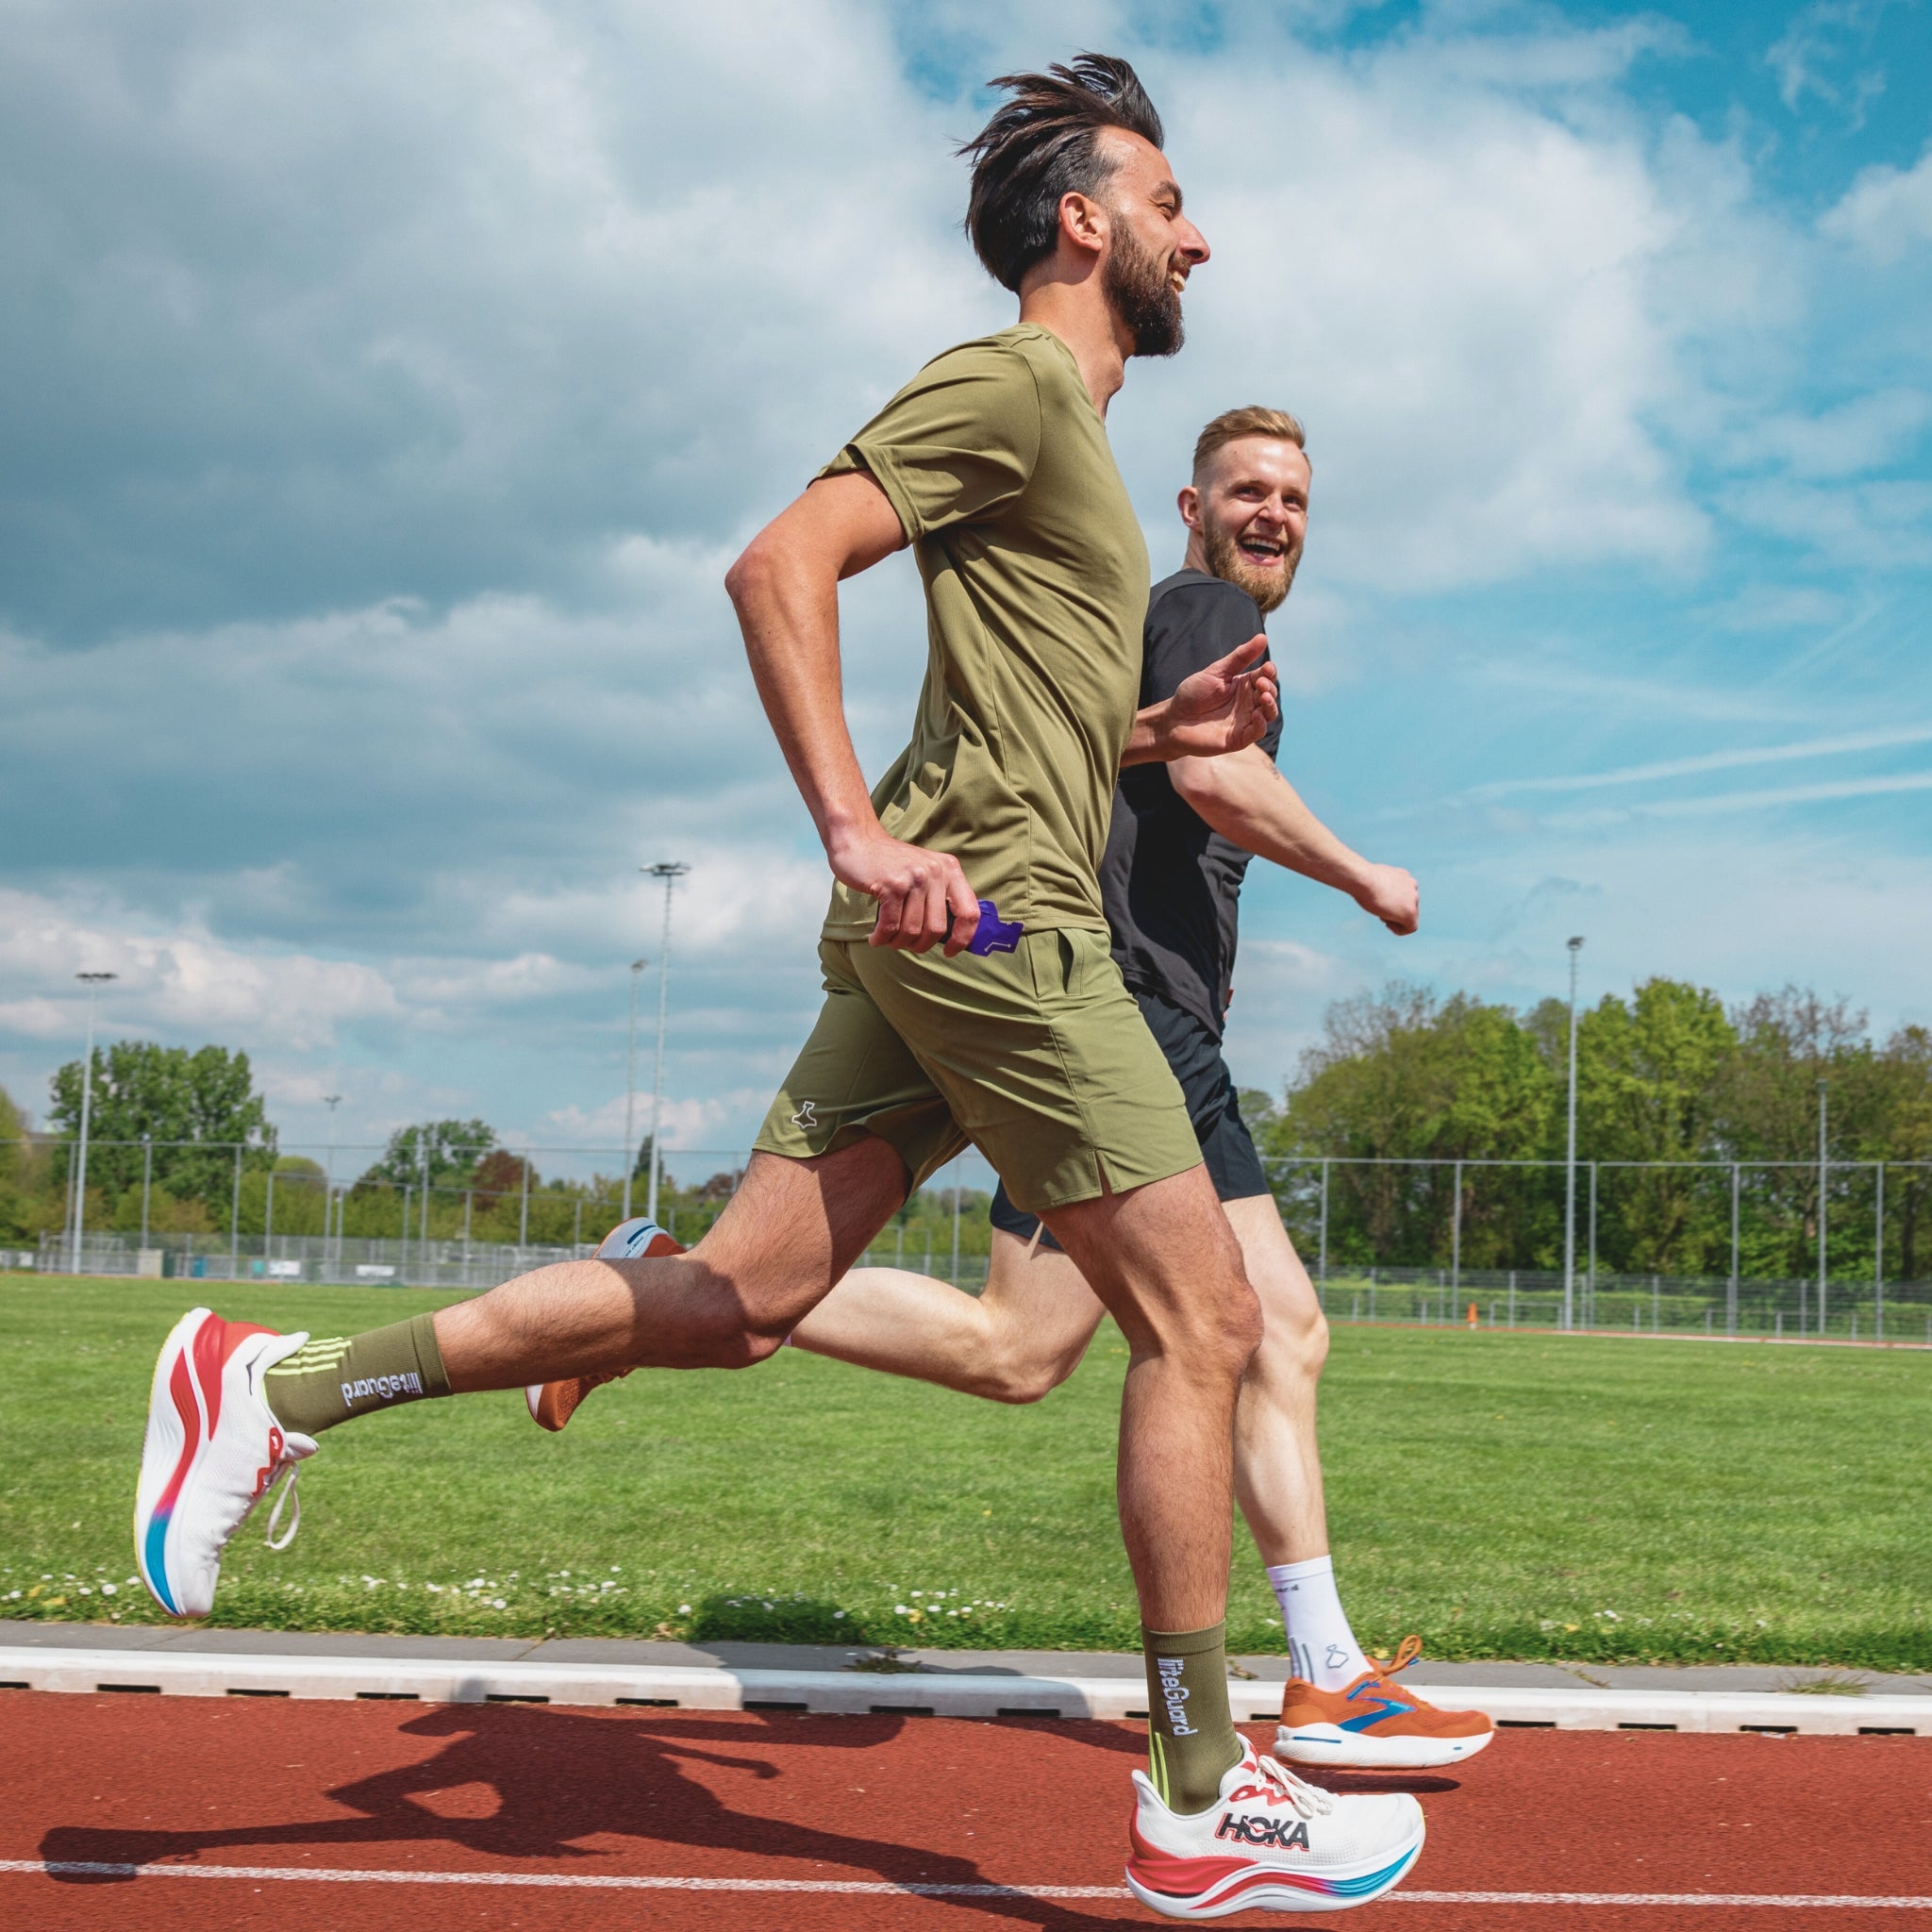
[989,988,1271,1250]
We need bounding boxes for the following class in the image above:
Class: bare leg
[796,1191,1332,1563]
[1044,1167,1260,1632]
[790,1229,1105,1402]
[435,1139,908,1390]
[1224,1193,1331,1566]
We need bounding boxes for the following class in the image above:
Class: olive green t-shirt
[819,324,1151,940]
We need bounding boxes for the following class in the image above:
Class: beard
[1103,222,1185,358]
[1203,519,1301,614]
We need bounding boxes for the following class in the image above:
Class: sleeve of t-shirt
[815,339,1042,543]
[1141,577,1283,764]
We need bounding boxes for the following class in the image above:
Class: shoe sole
[133,1307,218,1620]
[1124,1828,1424,1918]
[1274,1721,1493,1769]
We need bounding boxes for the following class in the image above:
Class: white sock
[1266,1555,1368,1690]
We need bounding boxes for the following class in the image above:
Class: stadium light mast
[323,1094,341,1265]
[1563,938,1584,1333]
[1817,1077,1829,1335]
[642,863,691,1224]
[69,971,118,1275]
[620,956,649,1224]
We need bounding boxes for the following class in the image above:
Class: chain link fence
[12,1138,1931,1341]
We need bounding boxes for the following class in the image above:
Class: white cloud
[1469,724,1932,798]
[1821,142,1932,261]
[1724,388,1932,480]
[4,0,1930,1148]
[1115,33,1735,594]
[0,888,401,1051]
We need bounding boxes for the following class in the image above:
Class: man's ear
[1057,188,1108,260]
[1177,483,1203,533]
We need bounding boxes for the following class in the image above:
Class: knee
[1158,1271,1262,1382]
[976,1342,1082,1407]
[1249,1280,1329,1387]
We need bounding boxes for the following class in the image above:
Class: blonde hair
[1191,405,1307,478]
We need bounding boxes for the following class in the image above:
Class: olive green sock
[1141,1621,1245,1814]
[263,1313,451,1437]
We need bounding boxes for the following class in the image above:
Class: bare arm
[1170,746,1419,934]
[724,472,980,955]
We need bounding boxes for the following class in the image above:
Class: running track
[3,1695,1927,1930]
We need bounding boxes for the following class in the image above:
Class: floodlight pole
[620,957,649,1224]
[323,1095,341,1269]
[1817,1078,1828,1336]
[1563,938,1584,1333]
[69,971,117,1274]
[642,863,690,1224]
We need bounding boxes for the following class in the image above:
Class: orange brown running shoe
[1274,1636,1494,1770]
[525,1217,686,1432]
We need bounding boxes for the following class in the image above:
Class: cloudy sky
[4,0,1929,1176]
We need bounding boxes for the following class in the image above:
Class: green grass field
[2,1278,1927,1669]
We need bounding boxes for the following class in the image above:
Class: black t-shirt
[1100,569,1282,1039]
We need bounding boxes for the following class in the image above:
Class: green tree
[0,1084,26,1184]
[1576,979,1738,1274]
[1874,1024,1932,1282]
[1716,989,1883,1278]
[47,1041,276,1211]
[1262,985,1557,1267]
[358,1119,497,1191]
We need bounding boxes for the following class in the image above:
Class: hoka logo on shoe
[340,1372,424,1407]
[1156,1656,1197,1737]
[1216,1811,1311,1851]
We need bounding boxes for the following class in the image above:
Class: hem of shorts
[1006,1147,1205,1220]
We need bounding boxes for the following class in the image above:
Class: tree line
[1246,981,1932,1283]
[0,1042,991,1256]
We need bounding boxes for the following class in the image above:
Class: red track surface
[2,1693,1927,1930]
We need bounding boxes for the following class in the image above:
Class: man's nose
[1176,217,1209,266]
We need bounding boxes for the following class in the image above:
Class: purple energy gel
[968,900,1024,956]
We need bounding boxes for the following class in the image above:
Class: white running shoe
[1124,1738,1424,1918]
[525,1216,682,1431]
[134,1307,317,1620]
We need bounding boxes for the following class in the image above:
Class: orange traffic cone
[1467,1301,1478,1328]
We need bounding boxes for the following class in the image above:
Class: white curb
[0,1646,1924,1735]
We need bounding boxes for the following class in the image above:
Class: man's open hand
[827,824,981,955]
[1126,635,1281,765]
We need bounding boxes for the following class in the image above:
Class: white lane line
[1,1862,1928,1906]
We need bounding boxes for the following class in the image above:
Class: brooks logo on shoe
[1341,1686,1408,1732]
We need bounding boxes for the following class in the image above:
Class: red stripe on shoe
[154,1350,202,1524]
[1124,1849,1253,1898]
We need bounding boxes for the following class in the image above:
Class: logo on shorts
[791,1100,818,1129]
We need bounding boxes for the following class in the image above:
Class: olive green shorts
[754,928,1204,1215]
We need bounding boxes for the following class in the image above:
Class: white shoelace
[262,1459,303,1551]
[1252,1751,1335,1819]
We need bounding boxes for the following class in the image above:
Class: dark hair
[959,54,1165,292]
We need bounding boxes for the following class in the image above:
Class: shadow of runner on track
[36,1707,1200,1929]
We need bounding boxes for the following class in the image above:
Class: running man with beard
[546,410,1493,1774]
[134,57,1425,1918]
